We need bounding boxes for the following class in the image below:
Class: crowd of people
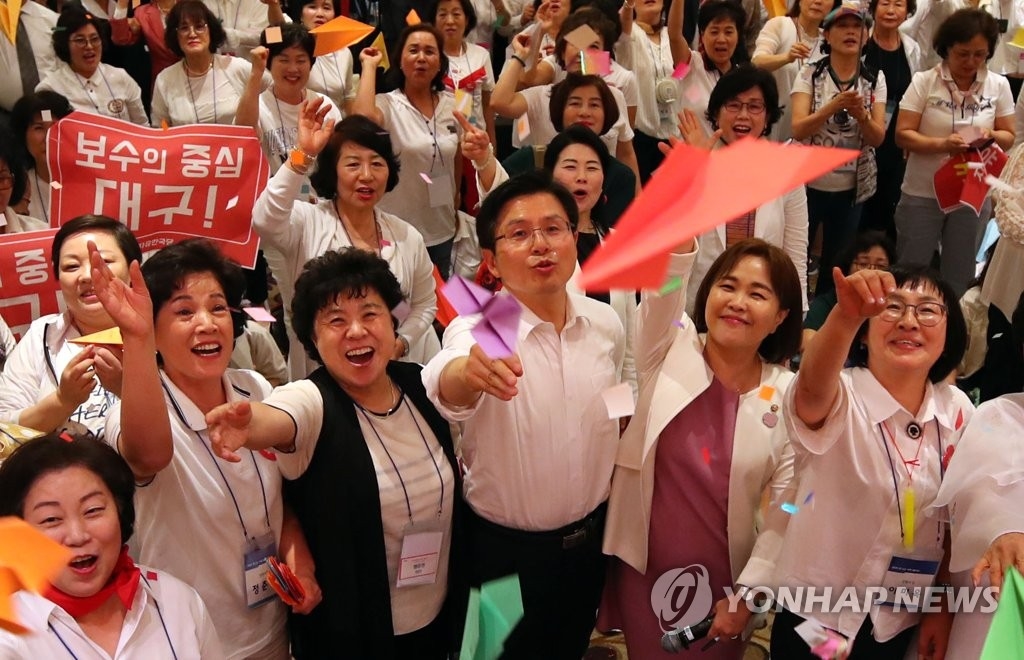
[3,0,1024,658]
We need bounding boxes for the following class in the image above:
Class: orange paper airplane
[309,15,375,56]
[579,139,858,291]
[0,517,74,634]
[0,0,22,45]
[69,327,123,346]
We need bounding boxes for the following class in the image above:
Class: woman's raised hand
[359,46,384,70]
[677,108,722,150]
[250,45,269,79]
[297,96,336,156]
[832,267,896,320]
[205,400,254,463]
[511,33,531,60]
[455,110,491,164]
[89,241,152,340]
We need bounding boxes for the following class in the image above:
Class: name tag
[427,172,454,209]
[397,522,444,588]
[877,555,940,606]
[243,534,277,608]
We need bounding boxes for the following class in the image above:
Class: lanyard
[333,203,384,256]
[644,28,668,80]
[48,576,178,660]
[877,419,943,546]
[401,91,444,170]
[163,380,272,539]
[271,86,304,163]
[33,173,50,224]
[72,66,122,118]
[356,388,445,522]
[184,60,218,124]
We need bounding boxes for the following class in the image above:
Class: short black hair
[706,64,782,136]
[847,265,968,383]
[52,215,143,277]
[0,432,136,544]
[141,238,247,338]
[11,92,75,172]
[284,0,341,25]
[692,238,804,363]
[0,129,29,209]
[544,125,612,232]
[262,23,316,65]
[428,0,478,37]
[697,0,751,68]
[549,73,619,135]
[53,6,109,64]
[165,0,227,57]
[475,169,579,252]
[836,230,896,276]
[386,24,449,93]
[290,248,406,365]
[934,8,999,60]
[553,8,620,67]
[869,0,916,18]
[309,115,401,199]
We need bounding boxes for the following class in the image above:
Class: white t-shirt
[151,54,262,126]
[899,65,1015,197]
[0,313,118,438]
[678,53,729,140]
[444,42,496,131]
[255,87,343,185]
[753,16,823,142]
[0,569,224,659]
[202,0,267,61]
[516,82,634,154]
[267,379,456,635]
[307,49,357,111]
[37,61,148,125]
[27,170,51,225]
[375,89,461,246]
[775,367,974,642]
[614,26,681,138]
[105,369,287,660]
[791,63,888,191]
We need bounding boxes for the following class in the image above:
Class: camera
[833,108,850,126]
[656,78,679,105]
[661,615,715,652]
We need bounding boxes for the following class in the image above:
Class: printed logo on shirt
[650,564,715,633]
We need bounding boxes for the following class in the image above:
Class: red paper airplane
[934,146,1008,215]
[579,139,859,291]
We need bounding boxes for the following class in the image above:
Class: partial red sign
[933,145,1009,215]
[48,112,267,267]
[0,229,62,341]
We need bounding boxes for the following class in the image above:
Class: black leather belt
[471,502,608,550]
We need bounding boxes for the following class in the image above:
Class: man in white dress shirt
[422,170,625,659]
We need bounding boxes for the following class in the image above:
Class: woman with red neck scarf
[0,433,224,658]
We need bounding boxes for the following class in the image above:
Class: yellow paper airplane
[69,327,122,346]
[1009,27,1024,49]
[310,15,375,57]
[0,0,22,45]
[0,517,74,634]
[371,32,390,71]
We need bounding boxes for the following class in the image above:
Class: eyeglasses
[722,99,767,115]
[0,172,13,190]
[69,35,102,48]
[879,299,947,326]
[494,222,573,247]
[176,23,209,35]
[852,261,889,271]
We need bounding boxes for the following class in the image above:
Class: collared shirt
[151,55,263,127]
[308,50,357,112]
[104,369,287,660]
[774,367,973,642]
[900,64,1015,198]
[613,26,681,138]
[37,62,149,125]
[422,292,625,531]
[0,2,59,111]
[0,569,224,659]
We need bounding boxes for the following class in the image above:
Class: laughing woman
[95,239,320,659]
[771,265,972,659]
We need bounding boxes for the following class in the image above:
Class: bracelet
[289,147,316,173]
[510,54,526,67]
[471,144,495,171]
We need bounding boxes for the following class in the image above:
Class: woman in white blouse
[151,0,266,126]
[10,92,75,226]
[252,104,441,380]
[752,0,838,141]
[354,24,462,278]
[37,6,148,125]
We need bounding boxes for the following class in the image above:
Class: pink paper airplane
[442,276,522,359]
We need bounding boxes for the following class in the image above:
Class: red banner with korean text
[0,229,62,342]
[47,112,267,268]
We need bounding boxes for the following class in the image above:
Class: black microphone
[661,615,715,652]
